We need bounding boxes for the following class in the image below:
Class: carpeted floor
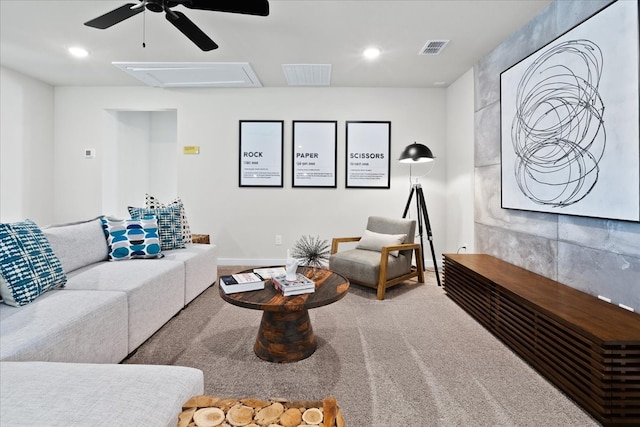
[124,267,598,426]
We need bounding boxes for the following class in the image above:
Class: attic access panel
[112,62,262,87]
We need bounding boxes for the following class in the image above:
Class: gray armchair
[329,216,424,300]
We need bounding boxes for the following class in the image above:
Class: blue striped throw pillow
[0,219,67,306]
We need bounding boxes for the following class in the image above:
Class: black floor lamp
[399,142,441,287]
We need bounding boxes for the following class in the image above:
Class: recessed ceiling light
[363,47,381,59]
[68,46,89,58]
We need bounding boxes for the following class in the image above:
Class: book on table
[219,273,265,294]
[253,267,286,280]
[272,273,316,296]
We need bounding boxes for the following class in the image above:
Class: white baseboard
[218,258,287,266]
[218,257,442,269]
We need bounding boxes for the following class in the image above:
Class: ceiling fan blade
[84,3,144,29]
[182,0,269,16]
[165,10,218,51]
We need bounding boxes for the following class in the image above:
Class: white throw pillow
[356,230,407,257]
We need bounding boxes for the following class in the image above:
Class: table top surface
[219,267,350,312]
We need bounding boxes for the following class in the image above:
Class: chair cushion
[366,216,416,258]
[329,249,411,285]
[356,229,406,257]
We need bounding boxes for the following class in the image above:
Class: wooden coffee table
[219,267,349,363]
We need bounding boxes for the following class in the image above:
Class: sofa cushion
[0,361,204,427]
[0,219,67,306]
[43,218,108,273]
[0,289,128,363]
[128,205,185,250]
[145,193,193,244]
[100,216,163,261]
[64,260,185,352]
[163,244,218,304]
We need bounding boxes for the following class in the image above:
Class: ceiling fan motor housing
[144,0,166,13]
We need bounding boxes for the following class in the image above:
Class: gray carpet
[124,267,598,426]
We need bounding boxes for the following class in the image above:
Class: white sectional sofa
[0,217,217,426]
[1,362,204,427]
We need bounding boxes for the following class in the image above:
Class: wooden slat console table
[442,254,640,427]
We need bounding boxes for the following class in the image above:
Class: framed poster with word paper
[292,121,337,188]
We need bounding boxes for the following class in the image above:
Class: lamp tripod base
[402,184,441,287]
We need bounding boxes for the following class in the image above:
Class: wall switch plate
[275,235,282,245]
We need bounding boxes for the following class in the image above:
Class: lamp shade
[398,142,435,163]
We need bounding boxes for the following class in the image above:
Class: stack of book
[219,272,265,294]
[272,273,316,296]
[253,267,286,280]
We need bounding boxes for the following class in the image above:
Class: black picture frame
[345,121,391,189]
[239,120,284,188]
[292,121,337,188]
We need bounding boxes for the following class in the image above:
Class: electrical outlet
[275,235,282,245]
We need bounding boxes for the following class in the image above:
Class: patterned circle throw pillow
[100,216,163,261]
[128,204,185,251]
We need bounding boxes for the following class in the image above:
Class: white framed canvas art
[500,0,639,222]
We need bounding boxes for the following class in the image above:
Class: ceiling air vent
[282,64,331,86]
[112,62,262,88]
[419,40,450,56]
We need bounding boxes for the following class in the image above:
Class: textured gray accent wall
[473,0,640,312]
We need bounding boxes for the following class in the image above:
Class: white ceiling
[0,0,552,88]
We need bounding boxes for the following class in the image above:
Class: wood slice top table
[219,267,349,363]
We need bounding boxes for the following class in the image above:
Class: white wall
[0,66,55,225]
[101,110,178,218]
[53,86,447,265]
[149,110,178,202]
[445,69,475,254]
[1,69,478,269]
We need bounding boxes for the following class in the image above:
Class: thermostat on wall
[84,148,96,159]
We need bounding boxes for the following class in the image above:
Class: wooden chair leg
[377,253,390,300]
[376,277,386,300]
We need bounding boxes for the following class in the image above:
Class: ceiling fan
[84,0,269,51]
